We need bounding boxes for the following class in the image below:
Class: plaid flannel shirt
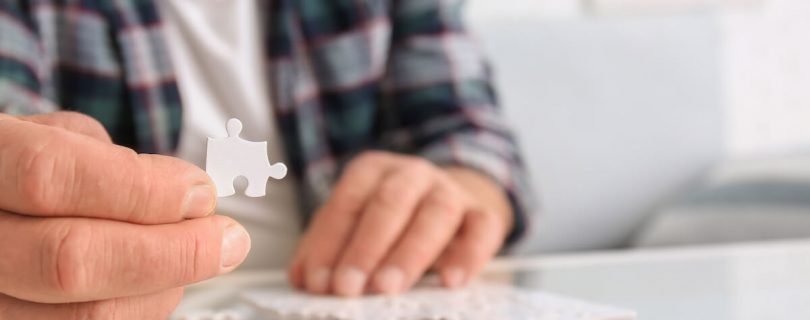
[0,0,534,245]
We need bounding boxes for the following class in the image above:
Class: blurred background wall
[464,0,810,253]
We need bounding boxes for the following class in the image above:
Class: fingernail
[373,266,405,295]
[183,185,216,218]
[220,224,251,271]
[334,266,367,297]
[443,267,466,288]
[306,267,331,294]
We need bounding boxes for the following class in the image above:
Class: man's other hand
[289,151,513,296]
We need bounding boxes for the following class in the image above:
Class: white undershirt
[158,0,302,269]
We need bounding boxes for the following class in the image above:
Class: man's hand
[0,112,251,319]
[289,151,513,296]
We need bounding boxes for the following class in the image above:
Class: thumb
[0,117,216,224]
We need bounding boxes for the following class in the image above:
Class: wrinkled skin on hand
[289,151,513,296]
[0,112,251,320]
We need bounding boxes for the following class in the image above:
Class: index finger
[0,118,215,224]
[0,212,249,303]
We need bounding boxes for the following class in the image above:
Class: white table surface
[175,239,810,320]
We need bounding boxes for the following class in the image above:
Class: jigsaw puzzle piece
[206,118,288,198]
[209,167,238,197]
[242,162,288,197]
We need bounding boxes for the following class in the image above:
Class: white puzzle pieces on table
[206,118,287,197]
[240,282,637,320]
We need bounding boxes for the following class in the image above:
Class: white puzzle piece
[206,118,288,197]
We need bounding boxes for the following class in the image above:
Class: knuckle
[406,157,434,174]
[58,112,110,141]
[141,229,202,286]
[180,232,206,282]
[330,187,365,215]
[373,179,405,211]
[327,201,355,220]
[59,111,94,127]
[44,222,93,297]
[171,219,219,282]
[119,152,154,222]
[16,142,73,214]
[426,193,463,219]
[354,150,390,166]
